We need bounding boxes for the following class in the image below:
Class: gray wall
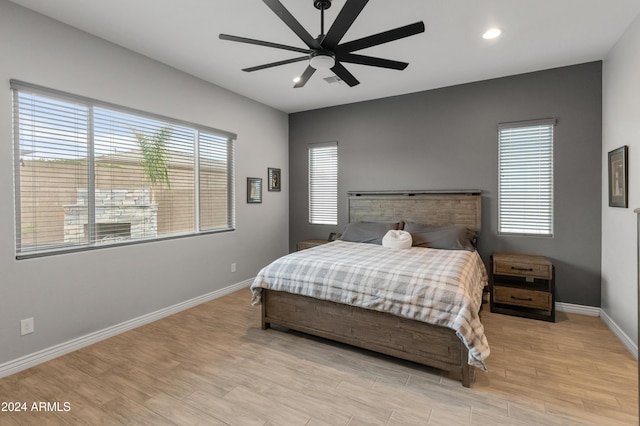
[290,62,602,307]
[0,0,289,366]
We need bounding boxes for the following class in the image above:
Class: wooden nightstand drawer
[493,286,551,310]
[493,254,552,280]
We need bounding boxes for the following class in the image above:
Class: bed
[250,190,489,387]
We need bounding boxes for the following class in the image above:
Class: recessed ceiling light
[482,28,502,40]
[293,76,301,83]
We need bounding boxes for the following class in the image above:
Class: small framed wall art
[247,177,262,203]
[608,145,628,208]
[268,167,281,192]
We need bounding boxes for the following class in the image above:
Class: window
[498,118,555,236]
[12,81,235,258]
[308,142,338,225]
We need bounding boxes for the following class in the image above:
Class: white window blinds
[498,119,555,236]
[12,81,236,257]
[308,142,338,225]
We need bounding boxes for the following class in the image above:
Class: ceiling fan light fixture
[309,52,335,70]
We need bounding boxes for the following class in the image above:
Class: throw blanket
[251,240,490,370]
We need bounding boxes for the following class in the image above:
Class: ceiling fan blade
[263,0,321,49]
[336,21,425,53]
[330,62,360,87]
[220,34,312,54]
[294,65,316,88]
[337,53,408,70]
[322,0,369,49]
[243,56,309,72]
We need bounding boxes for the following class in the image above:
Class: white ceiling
[9,0,640,113]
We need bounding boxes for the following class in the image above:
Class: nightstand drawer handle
[511,296,533,302]
[511,266,533,272]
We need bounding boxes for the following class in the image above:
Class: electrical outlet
[21,317,34,336]
[231,263,237,273]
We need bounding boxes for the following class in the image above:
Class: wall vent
[323,76,344,85]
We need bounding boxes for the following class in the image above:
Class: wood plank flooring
[0,288,637,425]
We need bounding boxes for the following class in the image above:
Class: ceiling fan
[219,0,425,88]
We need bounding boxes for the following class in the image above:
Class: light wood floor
[0,289,637,425]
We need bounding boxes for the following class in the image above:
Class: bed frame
[261,190,483,387]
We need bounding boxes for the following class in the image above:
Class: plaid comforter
[250,240,490,370]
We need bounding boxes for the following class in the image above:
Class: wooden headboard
[348,190,482,233]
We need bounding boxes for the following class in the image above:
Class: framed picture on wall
[268,167,281,192]
[608,145,628,208]
[247,177,262,203]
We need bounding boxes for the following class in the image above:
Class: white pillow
[382,230,412,249]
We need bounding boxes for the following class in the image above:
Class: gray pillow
[340,222,401,245]
[404,223,476,251]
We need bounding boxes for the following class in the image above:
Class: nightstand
[296,239,328,251]
[490,252,555,322]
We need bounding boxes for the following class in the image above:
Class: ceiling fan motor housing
[314,0,332,10]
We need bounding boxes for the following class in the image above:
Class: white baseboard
[599,309,638,360]
[555,301,600,316]
[0,279,254,379]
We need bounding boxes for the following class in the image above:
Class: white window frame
[498,118,555,237]
[308,141,338,225]
[12,80,236,258]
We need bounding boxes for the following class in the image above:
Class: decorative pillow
[382,230,413,249]
[339,221,401,245]
[404,223,476,251]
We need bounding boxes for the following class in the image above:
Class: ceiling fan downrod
[314,0,332,37]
